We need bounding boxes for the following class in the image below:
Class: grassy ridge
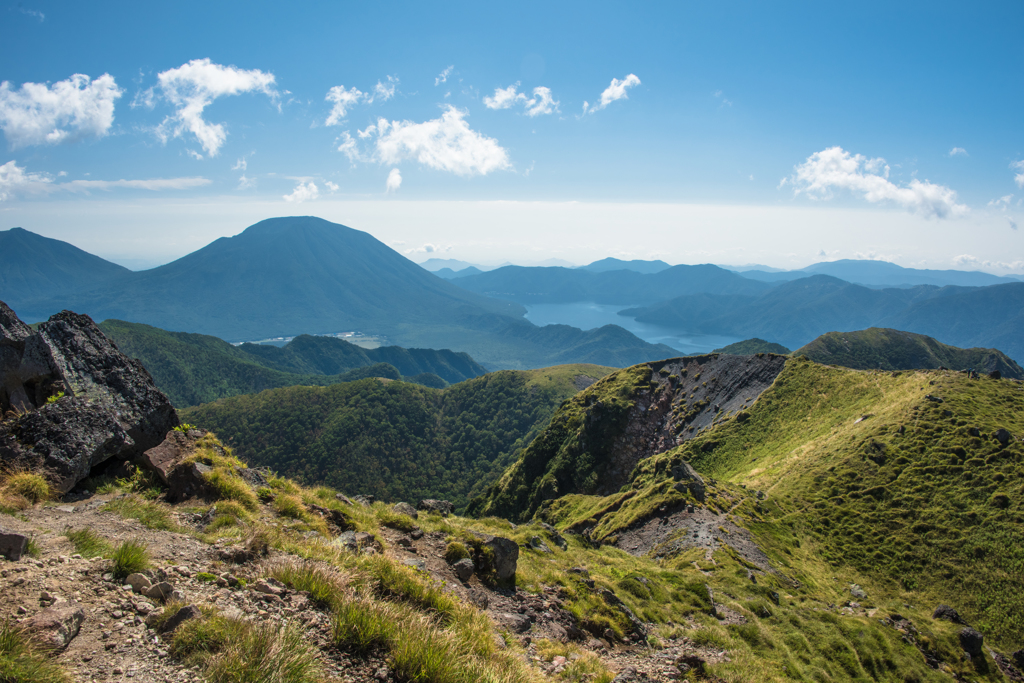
[183,365,614,509]
[795,327,1024,378]
[714,338,792,355]
[544,358,1024,649]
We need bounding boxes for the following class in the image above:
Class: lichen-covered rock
[393,501,418,519]
[0,304,178,492]
[483,535,519,583]
[418,499,454,516]
[23,602,85,649]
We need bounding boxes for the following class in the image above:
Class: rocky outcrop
[0,303,179,493]
[418,499,454,516]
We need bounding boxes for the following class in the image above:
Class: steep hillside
[0,227,131,319]
[99,320,483,407]
[474,355,1024,656]
[578,258,672,274]
[181,365,615,509]
[796,328,1024,378]
[714,338,791,355]
[452,263,769,304]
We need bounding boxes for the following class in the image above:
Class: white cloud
[713,90,732,107]
[283,180,319,203]
[953,254,981,267]
[1013,160,1024,188]
[583,74,641,115]
[0,159,209,200]
[325,85,365,125]
[404,243,450,254]
[949,147,968,156]
[371,76,398,103]
[386,168,402,193]
[484,83,525,110]
[336,131,362,163]
[988,194,1013,208]
[484,83,559,116]
[370,106,510,176]
[0,73,123,147]
[785,146,968,218]
[232,157,247,171]
[435,66,454,86]
[153,59,277,157]
[16,6,45,21]
[237,174,255,190]
[1009,217,1019,231]
[0,159,51,199]
[324,180,339,192]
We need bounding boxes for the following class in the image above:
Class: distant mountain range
[619,274,1024,362]
[0,220,676,370]
[734,258,1022,288]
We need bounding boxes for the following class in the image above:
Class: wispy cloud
[713,90,732,107]
[149,59,278,157]
[0,73,123,147]
[1013,160,1024,188]
[283,180,318,202]
[0,159,209,200]
[483,82,560,117]
[14,6,44,21]
[948,147,968,157]
[582,74,640,115]
[783,146,968,218]
[953,254,1024,271]
[988,194,1013,208]
[386,168,402,193]
[435,66,454,86]
[325,85,365,125]
[370,76,398,103]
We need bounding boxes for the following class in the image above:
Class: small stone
[126,573,151,594]
[158,604,202,634]
[169,590,186,602]
[145,582,174,602]
[453,558,475,581]
[410,528,424,540]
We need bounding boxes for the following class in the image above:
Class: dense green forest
[99,320,485,407]
[795,327,1024,378]
[182,364,614,508]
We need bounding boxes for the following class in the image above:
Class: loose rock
[23,602,85,649]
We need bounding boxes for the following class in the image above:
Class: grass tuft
[110,538,150,581]
[63,528,111,558]
[0,619,71,683]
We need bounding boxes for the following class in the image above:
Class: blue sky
[1,1,1023,272]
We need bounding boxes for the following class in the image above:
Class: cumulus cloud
[283,180,318,202]
[949,254,1024,271]
[237,174,255,190]
[325,85,365,125]
[232,157,247,171]
[0,73,123,148]
[0,159,209,200]
[404,243,450,254]
[435,66,454,86]
[152,59,277,157]
[484,83,559,116]
[336,131,361,163]
[949,147,968,157]
[1013,160,1024,188]
[369,106,509,176]
[989,194,1013,208]
[784,146,968,218]
[386,168,402,193]
[582,74,640,115]
[324,181,339,192]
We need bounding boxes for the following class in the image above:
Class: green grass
[102,495,181,532]
[110,539,150,581]
[63,528,112,558]
[1,472,51,505]
[0,619,70,683]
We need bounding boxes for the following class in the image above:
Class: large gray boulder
[483,535,519,583]
[0,304,179,493]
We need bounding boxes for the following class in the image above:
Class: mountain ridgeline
[181,364,615,509]
[98,319,487,407]
[0,221,677,370]
[795,328,1024,379]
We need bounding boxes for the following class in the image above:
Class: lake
[523,302,743,355]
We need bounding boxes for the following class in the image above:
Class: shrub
[2,473,51,505]
[445,541,470,564]
[110,539,150,581]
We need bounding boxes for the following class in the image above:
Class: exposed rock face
[418,499,454,516]
[0,303,178,493]
[599,354,787,494]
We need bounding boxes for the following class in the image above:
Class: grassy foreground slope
[525,357,1023,651]
[182,365,614,509]
[100,320,486,407]
[795,327,1024,378]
